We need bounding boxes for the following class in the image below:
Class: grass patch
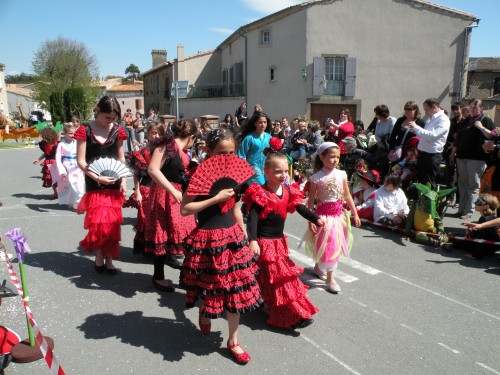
[0,141,35,149]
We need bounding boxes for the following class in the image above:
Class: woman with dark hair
[373,104,396,177]
[388,101,425,162]
[328,108,354,154]
[75,95,127,275]
[237,112,272,184]
[221,114,235,132]
[145,119,198,291]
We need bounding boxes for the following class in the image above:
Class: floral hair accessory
[269,137,283,151]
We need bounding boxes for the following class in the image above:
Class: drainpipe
[459,21,479,101]
[238,31,248,105]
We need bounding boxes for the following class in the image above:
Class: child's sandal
[227,341,251,364]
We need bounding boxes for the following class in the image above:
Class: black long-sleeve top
[247,200,319,241]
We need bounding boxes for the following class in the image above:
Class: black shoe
[106,267,118,275]
[166,254,184,269]
[95,263,105,273]
[291,318,314,330]
[152,277,175,292]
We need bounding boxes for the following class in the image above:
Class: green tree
[5,73,36,84]
[125,64,140,79]
[31,36,99,120]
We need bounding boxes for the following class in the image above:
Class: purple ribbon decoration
[5,228,31,262]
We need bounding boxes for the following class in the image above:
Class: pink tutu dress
[305,168,352,271]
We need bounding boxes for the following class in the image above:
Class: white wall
[306,0,472,121]
[177,97,243,120]
[243,10,309,120]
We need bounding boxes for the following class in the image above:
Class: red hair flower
[269,137,283,151]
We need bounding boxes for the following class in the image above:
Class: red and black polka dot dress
[144,135,196,256]
[242,183,319,328]
[181,196,263,318]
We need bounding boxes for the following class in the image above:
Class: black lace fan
[88,157,133,179]
[186,154,255,196]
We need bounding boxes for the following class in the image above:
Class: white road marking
[437,342,460,354]
[285,232,303,242]
[476,363,500,375]
[372,309,391,319]
[289,232,499,322]
[300,334,362,375]
[289,249,358,283]
[400,323,423,336]
[285,231,382,276]
[340,258,381,275]
[349,297,367,308]
[381,272,500,322]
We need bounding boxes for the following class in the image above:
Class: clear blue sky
[1,0,498,78]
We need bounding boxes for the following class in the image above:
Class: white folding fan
[87,157,133,179]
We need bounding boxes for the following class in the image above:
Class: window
[261,30,271,45]
[156,74,160,94]
[270,66,277,82]
[494,77,500,96]
[135,99,142,110]
[324,57,345,96]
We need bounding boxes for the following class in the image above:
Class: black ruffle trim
[182,255,257,276]
[183,278,259,297]
[184,238,249,255]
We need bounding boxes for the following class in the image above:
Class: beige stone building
[466,57,500,126]
[106,80,144,115]
[144,0,479,123]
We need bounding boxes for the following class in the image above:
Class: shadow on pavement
[25,203,71,212]
[25,251,162,298]
[78,305,223,362]
[12,192,53,201]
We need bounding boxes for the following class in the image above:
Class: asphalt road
[1,147,499,375]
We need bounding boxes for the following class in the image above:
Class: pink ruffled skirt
[305,200,352,271]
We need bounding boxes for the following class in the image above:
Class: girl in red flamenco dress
[33,127,59,199]
[126,123,164,254]
[145,120,198,292]
[180,128,262,365]
[243,151,323,330]
[75,96,127,275]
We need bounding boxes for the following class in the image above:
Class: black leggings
[153,255,166,280]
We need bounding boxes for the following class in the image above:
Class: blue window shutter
[345,58,356,97]
[313,57,324,96]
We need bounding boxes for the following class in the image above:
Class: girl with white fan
[75,96,129,275]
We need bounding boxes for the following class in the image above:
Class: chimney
[151,49,167,68]
[177,44,185,62]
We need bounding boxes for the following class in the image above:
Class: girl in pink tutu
[305,142,361,294]
[243,151,323,329]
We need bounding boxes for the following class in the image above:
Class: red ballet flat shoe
[227,341,251,364]
[198,310,211,336]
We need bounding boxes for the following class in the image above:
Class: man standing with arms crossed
[408,98,450,188]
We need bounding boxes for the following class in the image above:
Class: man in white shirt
[408,98,450,187]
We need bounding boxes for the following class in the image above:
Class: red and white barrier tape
[360,218,500,246]
[1,246,66,375]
